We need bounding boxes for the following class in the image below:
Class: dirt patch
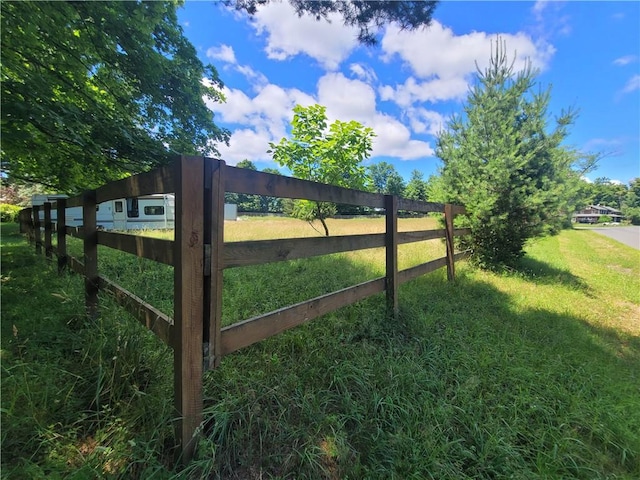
[611,300,640,336]
[607,264,635,275]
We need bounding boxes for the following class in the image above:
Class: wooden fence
[18,155,471,462]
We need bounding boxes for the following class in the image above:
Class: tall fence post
[33,205,42,255]
[174,155,205,463]
[444,204,455,281]
[204,158,225,370]
[57,199,68,273]
[44,202,53,259]
[385,195,399,319]
[83,191,99,319]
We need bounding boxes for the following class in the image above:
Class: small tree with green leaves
[435,39,588,268]
[269,104,374,235]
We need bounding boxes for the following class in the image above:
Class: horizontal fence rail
[19,155,471,463]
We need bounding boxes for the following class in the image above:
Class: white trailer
[32,194,237,230]
[32,194,175,230]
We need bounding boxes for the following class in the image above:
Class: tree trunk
[316,202,330,236]
[319,216,329,236]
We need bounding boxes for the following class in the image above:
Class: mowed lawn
[1,218,639,479]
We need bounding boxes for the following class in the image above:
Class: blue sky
[177,1,639,185]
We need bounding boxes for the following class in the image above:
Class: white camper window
[144,206,165,216]
[115,201,123,213]
[126,198,139,218]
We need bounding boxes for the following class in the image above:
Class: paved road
[590,226,640,250]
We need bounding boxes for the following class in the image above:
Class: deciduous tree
[1,1,228,192]
[269,104,374,235]
[369,161,406,196]
[589,177,628,209]
[622,178,640,225]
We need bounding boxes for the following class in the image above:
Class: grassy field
[1,218,639,479]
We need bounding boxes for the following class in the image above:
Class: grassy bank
[1,220,639,478]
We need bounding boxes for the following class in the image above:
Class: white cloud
[382,21,553,81]
[204,82,315,164]
[532,0,549,18]
[206,44,237,64]
[349,63,377,83]
[317,73,434,160]
[379,76,469,107]
[317,73,377,123]
[530,1,572,39]
[249,1,359,70]
[210,128,275,164]
[369,114,435,159]
[378,21,554,108]
[236,64,269,90]
[613,55,639,66]
[205,44,268,90]
[207,71,435,163]
[406,108,447,136]
[620,75,640,95]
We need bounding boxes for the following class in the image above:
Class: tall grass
[1,221,638,478]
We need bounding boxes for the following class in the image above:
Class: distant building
[572,205,624,224]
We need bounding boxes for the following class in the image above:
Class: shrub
[623,207,640,225]
[597,215,612,224]
[0,203,22,223]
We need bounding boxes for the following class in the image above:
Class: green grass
[2,221,639,478]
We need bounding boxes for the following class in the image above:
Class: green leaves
[270,104,373,191]
[368,162,406,196]
[1,1,229,192]
[269,104,375,235]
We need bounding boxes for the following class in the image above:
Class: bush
[0,203,22,223]
[623,207,640,225]
[597,215,612,224]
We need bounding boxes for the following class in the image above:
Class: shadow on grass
[511,256,590,292]
[201,259,639,478]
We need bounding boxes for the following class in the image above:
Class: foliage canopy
[269,104,374,235]
[369,161,406,196]
[1,1,228,192]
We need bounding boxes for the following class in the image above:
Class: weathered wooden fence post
[385,195,399,319]
[33,205,42,255]
[83,190,99,319]
[19,209,27,234]
[44,202,53,259]
[174,155,205,462]
[57,199,68,273]
[204,158,225,370]
[444,204,455,281]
